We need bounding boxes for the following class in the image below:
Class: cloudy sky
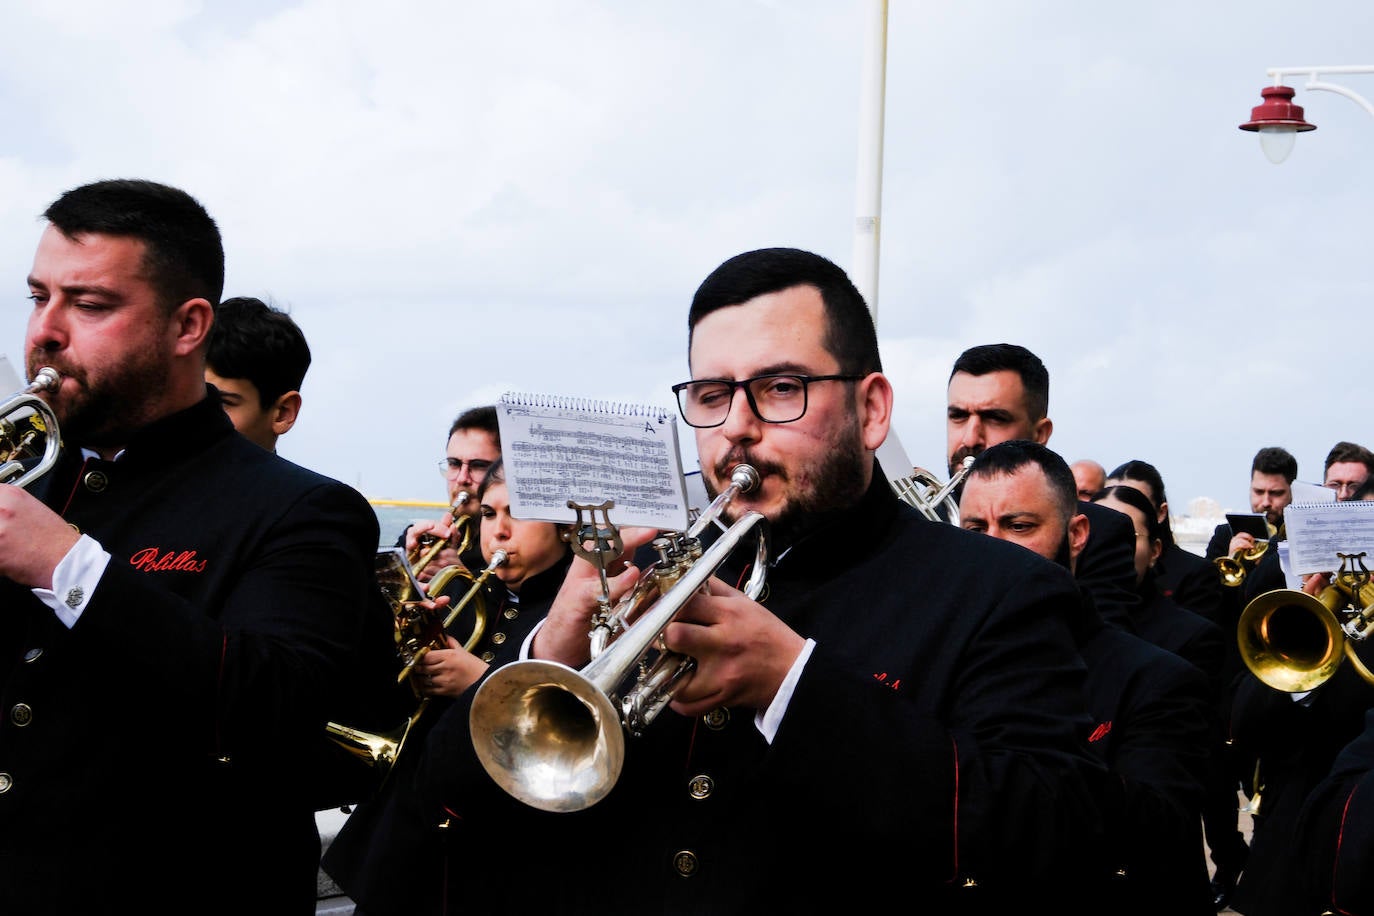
[1,0,1370,516]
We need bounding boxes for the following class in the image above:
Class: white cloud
[2,0,1372,511]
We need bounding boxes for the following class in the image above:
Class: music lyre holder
[1335,552,1374,640]
[566,500,625,655]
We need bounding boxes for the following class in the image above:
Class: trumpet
[396,549,507,690]
[408,491,475,579]
[325,548,509,775]
[0,367,61,489]
[1215,523,1279,588]
[468,464,768,813]
[1238,551,1374,693]
[893,455,974,523]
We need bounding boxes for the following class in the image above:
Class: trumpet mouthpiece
[728,464,760,494]
[29,368,60,393]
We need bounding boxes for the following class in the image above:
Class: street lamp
[1240,66,1374,164]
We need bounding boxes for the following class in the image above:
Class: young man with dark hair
[205,295,312,451]
[3,178,388,913]
[418,247,1106,912]
[1203,445,1297,595]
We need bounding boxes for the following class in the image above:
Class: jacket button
[83,470,109,493]
[480,651,495,663]
[11,704,33,727]
[0,773,11,793]
[502,608,518,620]
[491,632,507,645]
[702,707,729,730]
[687,774,713,799]
[671,850,699,878]
[22,647,42,663]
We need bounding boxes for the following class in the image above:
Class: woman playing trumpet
[323,458,575,915]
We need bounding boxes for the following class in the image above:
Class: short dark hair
[1252,446,1298,483]
[949,343,1049,421]
[42,178,224,310]
[1095,484,1162,541]
[967,439,1078,521]
[687,248,881,374]
[450,405,500,445]
[206,297,311,407]
[1324,441,1374,473]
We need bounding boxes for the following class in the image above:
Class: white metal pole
[852,0,888,321]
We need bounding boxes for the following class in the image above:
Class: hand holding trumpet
[530,525,659,669]
[660,575,805,716]
[0,485,82,589]
[414,633,490,697]
[405,491,475,583]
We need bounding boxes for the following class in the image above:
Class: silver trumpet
[0,368,61,489]
[892,454,974,524]
[468,464,768,813]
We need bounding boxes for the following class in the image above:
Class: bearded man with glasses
[416,247,1107,914]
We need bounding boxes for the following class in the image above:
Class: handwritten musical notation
[497,392,690,530]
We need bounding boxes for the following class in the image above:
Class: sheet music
[497,392,689,530]
[1284,500,1374,575]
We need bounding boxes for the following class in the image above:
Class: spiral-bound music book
[1284,499,1374,575]
[496,392,690,530]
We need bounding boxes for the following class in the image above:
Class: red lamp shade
[1239,85,1317,132]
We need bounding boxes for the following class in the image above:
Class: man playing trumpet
[402,405,500,583]
[416,247,1106,913]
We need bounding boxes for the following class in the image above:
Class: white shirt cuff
[755,638,816,744]
[33,534,110,628]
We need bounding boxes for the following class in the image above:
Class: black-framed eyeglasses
[438,457,494,477]
[671,373,864,429]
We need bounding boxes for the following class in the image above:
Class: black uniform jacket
[1157,541,1227,629]
[1129,574,1228,701]
[415,472,1107,914]
[1231,655,1374,916]
[1295,706,1374,915]
[1071,586,1214,915]
[322,551,574,916]
[0,393,386,914]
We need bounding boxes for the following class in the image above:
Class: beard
[949,444,981,478]
[706,411,868,549]
[29,346,167,449]
[1051,531,1074,571]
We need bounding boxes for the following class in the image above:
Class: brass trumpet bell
[1239,552,1374,693]
[1238,588,1348,693]
[467,658,624,813]
[470,468,767,813]
[325,702,427,775]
